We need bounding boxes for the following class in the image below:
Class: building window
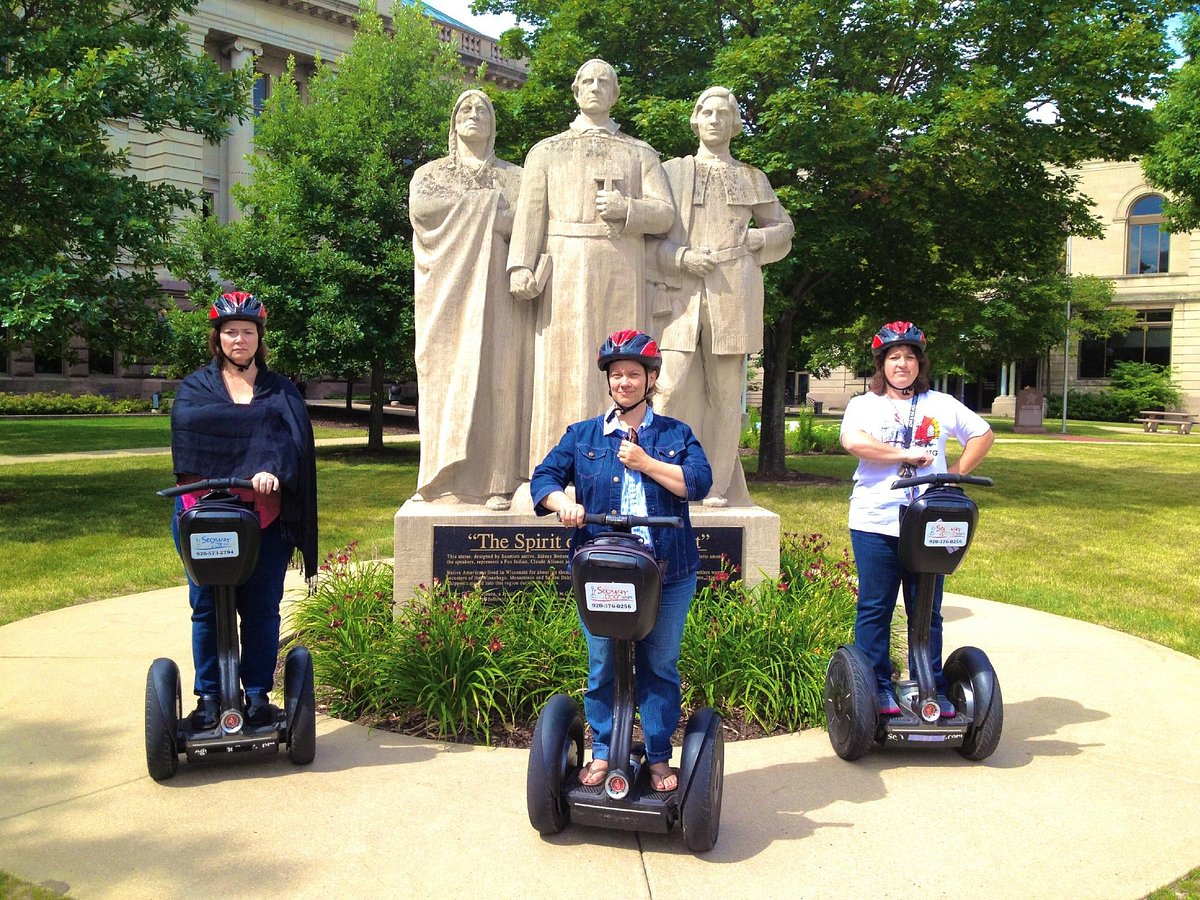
[33,351,65,375]
[1078,309,1172,378]
[252,72,270,116]
[1126,194,1170,275]
[89,345,116,375]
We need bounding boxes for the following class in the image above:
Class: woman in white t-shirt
[839,321,994,717]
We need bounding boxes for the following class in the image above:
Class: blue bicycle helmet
[597,329,662,372]
[209,291,267,328]
[871,321,926,355]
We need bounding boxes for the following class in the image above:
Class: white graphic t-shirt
[840,390,990,537]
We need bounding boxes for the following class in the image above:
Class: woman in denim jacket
[531,329,712,792]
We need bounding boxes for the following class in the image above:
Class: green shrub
[1107,361,1182,413]
[1046,363,1183,423]
[0,391,152,415]
[290,533,864,743]
[740,406,761,450]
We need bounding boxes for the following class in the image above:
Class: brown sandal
[649,762,678,792]
[578,758,608,786]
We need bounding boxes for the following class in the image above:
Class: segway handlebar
[581,513,683,529]
[157,477,256,498]
[891,472,993,491]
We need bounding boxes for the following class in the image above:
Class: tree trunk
[758,306,795,479]
[368,359,386,451]
[344,379,354,412]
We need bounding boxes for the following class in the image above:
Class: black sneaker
[245,693,281,727]
[936,693,957,718]
[190,694,219,730]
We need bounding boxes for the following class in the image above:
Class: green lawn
[0,414,357,455]
[0,444,417,625]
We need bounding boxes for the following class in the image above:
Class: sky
[426,0,519,39]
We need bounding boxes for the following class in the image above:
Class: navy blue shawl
[171,361,318,578]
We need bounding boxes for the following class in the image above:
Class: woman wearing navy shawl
[170,292,318,730]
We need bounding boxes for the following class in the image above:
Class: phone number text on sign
[584,582,638,612]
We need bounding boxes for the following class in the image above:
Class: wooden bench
[1133,410,1196,435]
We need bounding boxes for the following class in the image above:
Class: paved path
[2,582,1198,898]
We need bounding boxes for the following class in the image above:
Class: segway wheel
[284,646,317,765]
[145,658,181,782]
[526,694,584,835]
[945,645,1004,761]
[680,723,724,853]
[824,646,877,761]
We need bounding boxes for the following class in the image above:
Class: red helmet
[209,291,267,328]
[871,321,926,354]
[597,329,661,372]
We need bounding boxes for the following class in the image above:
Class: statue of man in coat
[650,86,794,507]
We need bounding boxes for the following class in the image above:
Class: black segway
[825,473,1002,762]
[526,513,724,853]
[144,478,316,781]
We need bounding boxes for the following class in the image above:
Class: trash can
[812,401,824,415]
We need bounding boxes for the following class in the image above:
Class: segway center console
[825,473,1003,762]
[144,478,316,781]
[526,513,724,853]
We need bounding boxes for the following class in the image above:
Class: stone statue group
[408,59,793,512]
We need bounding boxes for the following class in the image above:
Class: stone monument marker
[1013,386,1046,434]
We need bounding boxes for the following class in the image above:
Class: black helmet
[209,291,267,328]
[871,320,926,355]
[597,329,662,372]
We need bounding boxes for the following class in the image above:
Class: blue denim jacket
[531,411,713,582]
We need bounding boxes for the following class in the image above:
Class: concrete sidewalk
[2,584,1198,899]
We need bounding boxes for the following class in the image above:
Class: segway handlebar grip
[891,472,994,491]
[581,513,684,529]
[157,477,257,498]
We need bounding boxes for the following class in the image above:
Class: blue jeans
[171,504,292,698]
[850,529,948,693]
[582,573,697,765]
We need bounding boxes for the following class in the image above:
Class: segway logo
[924,520,968,550]
[584,582,638,612]
[190,531,240,559]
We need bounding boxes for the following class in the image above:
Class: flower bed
[290,534,864,745]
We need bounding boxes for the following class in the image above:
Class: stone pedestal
[393,486,780,602]
[990,394,1015,418]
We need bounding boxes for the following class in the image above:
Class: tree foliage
[1143,11,1200,231]
[483,0,1185,475]
[177,0,463,447]
[0,0,249,358]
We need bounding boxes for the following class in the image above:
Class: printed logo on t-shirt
[914,416,940,446]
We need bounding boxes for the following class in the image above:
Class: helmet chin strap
[222,350,253,373]
[611,394,647,415]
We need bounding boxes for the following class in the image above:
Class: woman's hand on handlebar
[557,502,587,528]
[250,471,280,495]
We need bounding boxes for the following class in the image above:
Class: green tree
[485,0,1184,476]
[0,0,249,360]
[1143,11,1200,230]
[179,0,462,448]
